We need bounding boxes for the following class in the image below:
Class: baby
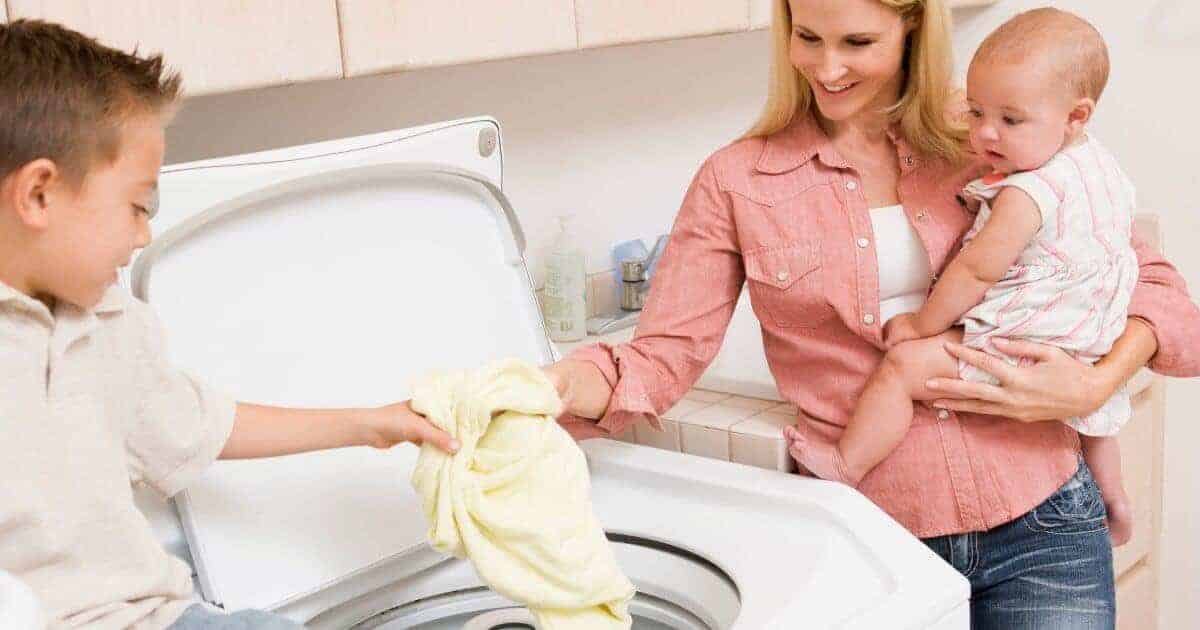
[0,20,458,629]
[789,8,1138,544]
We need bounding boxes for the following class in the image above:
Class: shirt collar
[0,279,47,317]
[755,112,921,175]
[93,285,128,315]
[0,279,127,317]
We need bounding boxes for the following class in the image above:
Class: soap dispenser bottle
[543,215,588,341]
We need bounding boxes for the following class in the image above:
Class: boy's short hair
[0,20,181,187]
[971,8,1110,103]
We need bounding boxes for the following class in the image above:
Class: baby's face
[965,58,1077,174]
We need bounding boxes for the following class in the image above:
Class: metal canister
[620,258,647,311]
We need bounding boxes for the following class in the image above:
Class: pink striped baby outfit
[959,134,1138,436]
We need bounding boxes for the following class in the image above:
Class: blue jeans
[922,459,1115,629]
[168,604,305,629]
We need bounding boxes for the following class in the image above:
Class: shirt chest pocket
[743,241,834,329]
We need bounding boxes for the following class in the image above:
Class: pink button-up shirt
[566,114,1200,538]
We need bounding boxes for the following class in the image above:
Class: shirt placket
[898,164,989,532]
[837,169,883,346]
[46,311,98,403]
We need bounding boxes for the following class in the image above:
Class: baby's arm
[912,186,1043,336]
[219,402,458,459]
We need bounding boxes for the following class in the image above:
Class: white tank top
[870,204,931,324]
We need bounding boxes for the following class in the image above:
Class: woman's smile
[816,81,859,97]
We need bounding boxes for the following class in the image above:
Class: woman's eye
[968,109,983,119]
[795,32,819,43]
[1003,117,1022,125]
[847,39,873,47]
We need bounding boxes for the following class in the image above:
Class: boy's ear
[7,159,60,231]
[1066,97,1096,138]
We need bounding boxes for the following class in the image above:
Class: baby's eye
[968,109,983,119]
[1003,116,1022,125]
[133,204,150,217]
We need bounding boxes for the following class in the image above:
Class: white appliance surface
[131,117,967,628]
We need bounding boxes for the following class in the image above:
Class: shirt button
[937,409,950,421]
[863,313,876,325]
[776,270,789,282]
[856,237,869,248]
[845,180,859,191]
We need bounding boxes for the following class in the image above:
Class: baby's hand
[883,313,922,349]
[369,401,460,453]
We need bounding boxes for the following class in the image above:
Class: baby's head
[0,20,180,309]
[965,8,1109,174]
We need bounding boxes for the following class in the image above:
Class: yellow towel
[410,359,635,629]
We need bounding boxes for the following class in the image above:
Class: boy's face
[965,58,1076,174]
[41,115,164,309]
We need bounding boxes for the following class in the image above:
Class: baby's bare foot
[1106,498,1134,547]
[785,429,861,486]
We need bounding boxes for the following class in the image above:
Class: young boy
[0,20,459,629]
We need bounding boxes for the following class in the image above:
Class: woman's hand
[925,338,1112,422]
[542,360,611,420]
[369,401,460,453]
[542,360,616,440]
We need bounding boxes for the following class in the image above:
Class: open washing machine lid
[134,117,968,628]
[134,117,557,612]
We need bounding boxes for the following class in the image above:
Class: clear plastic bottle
[543,215,588,341]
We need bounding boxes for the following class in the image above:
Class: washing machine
[108,117,969,629]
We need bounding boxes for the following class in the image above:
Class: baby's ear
[1066,97,1096,135]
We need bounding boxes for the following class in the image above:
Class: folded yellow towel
[410,359,635,629]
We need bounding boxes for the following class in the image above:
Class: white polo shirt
[0,281,235,629]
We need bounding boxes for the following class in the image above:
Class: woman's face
[787,0,912,127]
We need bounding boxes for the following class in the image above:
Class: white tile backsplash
[633,418,680,451]
[682,389,732,404]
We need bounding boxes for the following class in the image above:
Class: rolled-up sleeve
[124,303,237,497]
[564,158,745,437]
[1127,226,1200,376]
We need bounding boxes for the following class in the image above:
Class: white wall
[165,32,771,284]
[165,3,1198,626]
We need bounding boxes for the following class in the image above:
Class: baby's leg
[787,329,961,486]
[1081,434,1133,546]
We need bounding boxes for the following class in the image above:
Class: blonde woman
[543,0,1200,626]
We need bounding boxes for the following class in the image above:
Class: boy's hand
[883,313,922,349]
[369,401,460,454]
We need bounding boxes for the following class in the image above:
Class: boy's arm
[912,186,1043,336]
[220,402,459,459]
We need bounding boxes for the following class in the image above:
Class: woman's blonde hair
[744,0,967,164]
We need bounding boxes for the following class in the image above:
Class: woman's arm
[927,221,1200,420]
[926,320,1155,421]
[547,157,746,438]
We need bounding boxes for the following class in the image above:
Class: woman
[543,0,1200,627]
